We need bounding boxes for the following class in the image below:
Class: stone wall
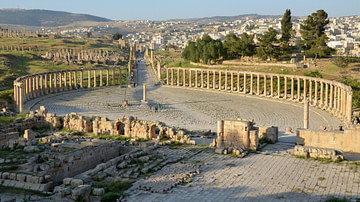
[216,119,278,151]
[297,127,360,153]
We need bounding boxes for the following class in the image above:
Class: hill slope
[0,9,111,27]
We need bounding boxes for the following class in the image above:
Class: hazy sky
[1,0,359,20]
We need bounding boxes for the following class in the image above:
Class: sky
[0,0,359,21]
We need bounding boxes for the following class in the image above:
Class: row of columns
[14,67,124,113]
[166,68,353,123]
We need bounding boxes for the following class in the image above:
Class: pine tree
[280,9,292,43]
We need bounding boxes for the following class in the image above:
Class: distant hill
[0,8,111,27]
[168,14,285,24]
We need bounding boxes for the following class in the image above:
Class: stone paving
[126,143,360,202]
[24,60,342,135]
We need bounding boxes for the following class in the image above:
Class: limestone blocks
[293,145,344,162]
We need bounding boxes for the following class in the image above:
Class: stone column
[337,87,341,115]
[329,84,333,109]
[309,79,312,102]
[304,99,309,129]
[100,69,103,87]
[28,77,33,99]
[25,78,29,101]
[201,70,204,88]
[35,75,39,96]
[277,75,280,98]
[103,69,107,86]
[237,72,240,92]
[32,76,36,96]
[342,88,346,115]
[112,68,115,86]
[213,71,216,89]
[250,74,253,94]
[119,68,122,86]
[88,70,91,88]
[284,76,287,99]
[142,84,147,101]
[13,83,17,105]
[346,88,353,123]
[217,120,224,148]
[69,71,72,89]
[195,70,198,88]
[230,72,234,91]
[44,74,48,94]
[256,74,260,95]
[263,75,267,96]
[171,69,174,86]
[74,71,77,88]
[54,73,58,92]
[64,71,67,90]
[93,70,97,87]
[49,73,53,93]
[314,80,318,105]
[207,71,210,89]
[243,73,247,93]
[325,83,329,107]
[291,77,294,100]
[40,74,44,95]
[303,79,307,100]
[270,75,273,96]
[19,83,24,113]
[320,82,324,106]
[166,68,169,85]
[189,70,192,87]
[297,78,301,101]
[183,69,186,87]
[219,71,222,90]
[225,71,228,91]
[177,69,180,86]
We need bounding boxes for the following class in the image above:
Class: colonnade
[14,67,125,112]
[166,68,353,124]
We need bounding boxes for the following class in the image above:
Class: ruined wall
[297,127,360,153]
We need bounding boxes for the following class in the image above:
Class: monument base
[141,100,148,107]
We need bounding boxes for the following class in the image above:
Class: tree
[256,28,280,60]
[280,9,293,43]
[299,9,334,59]
[280,9,293,56]
[86,32,92,38]
[223,34,241,58]
[113,32,122,40]
[238,33,256,57]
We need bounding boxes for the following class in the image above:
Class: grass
[0,111,27,124]
[324,197,350,202]
[93,179,133,202]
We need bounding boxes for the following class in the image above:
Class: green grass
[0,111,27,124]
[93,179,133,202]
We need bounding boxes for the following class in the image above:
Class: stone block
[92,188,105,196]
[24,129,36,140]
[16,174,26,182]
[70,179,84,187]
[63,178,72,185]
[71,185,91,201]
[9,173,16,180]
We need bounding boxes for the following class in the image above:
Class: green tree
[280,9,293,56]
[223,33,241,58]
[239,33,256,56]
[86,32,92,38]
[299,9,334,59]
[256,27,280,60]
[113,32,122,40]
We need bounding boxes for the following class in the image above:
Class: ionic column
[201,70,204,88]
[32,76,36,96]
[80,70,83,88]
[230,72,234,91]
[213,71,216,89]
[195,70,198,88]
[297,78,301,101]
[291,77,294,100]
[106,69,109,86]
[119,68,122,86]
[342,88,346,116]
[28,77,33,99]
[320,82,324,106]
[35,75,39,96]
[263,75,267,96]
[93,70,97,87]
[250,73,254,94]
[329,84,333,109]
[69,71,72,89]
[303,79,307,100]
[243,73,247,93]
[325,83,329,108]
[171,69,174,86]
[270,75,273,96]
[277,75,280,98]
[237,72,240,92]
[19,83,24,113]
[219,71,222,90]
[25,78,29,100]
[166,68,169,85]
[112,68,115,86]
[314,80,318,105]
[284,76,287,99]
[177,69,180,86]
[64,72,67,90]
[100,69,103,87]
[256,74,260,95]
[44,74,48,94]
[54,73,58,92]
[304,99,309,129]
[346,88,353,123]
[337,87,341,115]
[40,74,44,95]
[88,70,91,88]
[13,83,17,105]
[207,71,210,89]
[225,71,228,91]
[189,70,192,87]
[49,73,53,93]
[309,79,312,102]
[183,69,186,87]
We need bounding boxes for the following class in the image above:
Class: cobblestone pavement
[25,60,342,135]
[126,143,360,202]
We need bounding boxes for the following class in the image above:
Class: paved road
[126,144,360,202]
[25,59,342,139]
